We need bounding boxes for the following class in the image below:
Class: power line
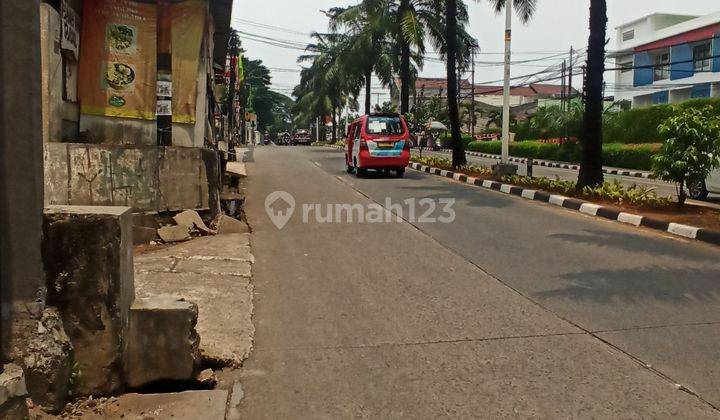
[233,18,311,37]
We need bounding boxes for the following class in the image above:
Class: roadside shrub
[502,176,671,208]
[604,98,720,144]
[411,155,491,175]
[467,140,658,170]
[438,133,474,148]
[653,106,720,204]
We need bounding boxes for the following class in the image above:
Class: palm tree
[577,0,607,188]
[296,33,361,142]
[329,1,395,114]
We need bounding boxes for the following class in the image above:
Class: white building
[610,12,720,108]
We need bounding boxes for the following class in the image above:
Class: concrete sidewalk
[134,233,255,367]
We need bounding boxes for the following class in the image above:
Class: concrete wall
[0,0,45,360]
[44,143,220,213]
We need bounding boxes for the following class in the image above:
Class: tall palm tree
[296,33,361,141]
[444,0,467,169]
[577,0,607,188]
[442,0,478,169]
[329,1,395,114]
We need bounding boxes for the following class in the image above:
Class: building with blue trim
[609,12,720,108]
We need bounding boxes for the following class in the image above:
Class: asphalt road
[420,149,720,207]
[239,145,720,418]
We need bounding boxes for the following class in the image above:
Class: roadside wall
[44,143,220,213]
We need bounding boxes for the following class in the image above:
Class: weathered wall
[43,205,134,395]
[1,0,45,361]
[40,3,63,144]
[44,143,220,213]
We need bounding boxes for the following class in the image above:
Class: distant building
[609,12,720,108]
[391,77,574,109]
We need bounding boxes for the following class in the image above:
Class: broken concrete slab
[0,364,29,420]
[134,272,254,367]
[43,205,134,396]
[225,380,244,420]
[20,308,74,412]
[226,162,247,178]
[195,369,218,388]
[173,259,252,278]
[214,215,250,235]
[124,297,200,388]
[158,225,191,243]
[173,210,213,234]
[81,390,228,419]
[140,234,251,260]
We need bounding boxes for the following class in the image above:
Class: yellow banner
[78,0,206,123]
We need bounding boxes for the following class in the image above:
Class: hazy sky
[231,0,719,102]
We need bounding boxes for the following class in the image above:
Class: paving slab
[134,271,253,366]
[139,234,251,260]
[239,334,716,418]
[598,323,720,408]
[80,390,228,419]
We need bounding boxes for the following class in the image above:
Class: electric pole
[568,46,574,103]
[500,0,513,165]
[471,49,475,136]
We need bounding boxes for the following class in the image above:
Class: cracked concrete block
[173,259,252,277]
[158,225,191,243]
[214,215,250,235]
[124,297,200,388]
[43,206,134,395]
[0,364,29,419]
[19,308,74,412]
[174,210,213,234]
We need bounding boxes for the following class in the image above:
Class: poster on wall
[61,0,80,59]
[78,0,206,123]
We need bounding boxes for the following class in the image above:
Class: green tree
[653,106,720,205]
[577,0,607,188]
[329,1,396,114]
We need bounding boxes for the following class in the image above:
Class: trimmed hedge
[512,97,720,144]
[467,140,660,171]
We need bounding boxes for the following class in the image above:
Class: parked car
[292,129,312,146]
[345,113,411,178]
[688,170,720,200]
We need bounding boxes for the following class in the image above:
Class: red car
[345,114,411,178]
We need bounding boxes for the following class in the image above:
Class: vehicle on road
[688,170,720,200]
[292,129,312,146]
[345,113,411,178]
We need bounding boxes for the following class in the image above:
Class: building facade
[39,0,234,213]
[610,12,720,108]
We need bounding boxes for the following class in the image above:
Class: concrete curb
[405,161,720,248]
[436,148,656,180]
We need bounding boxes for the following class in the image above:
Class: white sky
[231,0,719,104]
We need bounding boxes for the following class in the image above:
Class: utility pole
[568,46,574,104]
[561,60,566,111]
[227,33,239,152]
[471,50,475,136]
[497,0,516,175]
[156,0,173,146]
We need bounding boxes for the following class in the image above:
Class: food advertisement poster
[79,0,206,123]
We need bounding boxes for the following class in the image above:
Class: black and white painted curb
[407,161,720,248]
[436,148,656,180]
[316,144,719,247]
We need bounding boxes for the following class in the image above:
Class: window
[653,53,670,81]
[365,116,405,135]
[622,30,635,42]
[693,42,712,72]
